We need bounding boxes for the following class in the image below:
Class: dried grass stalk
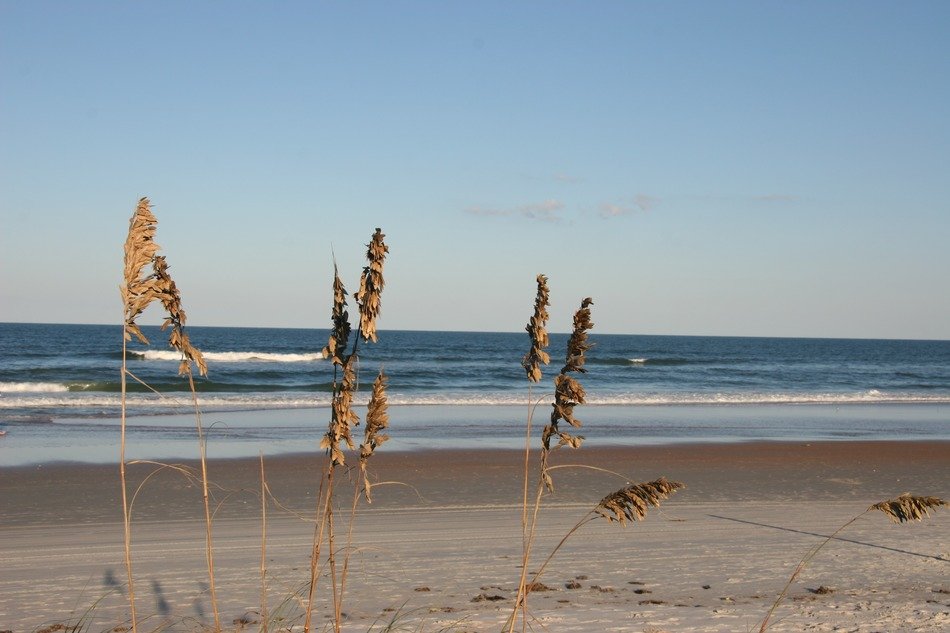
[152,256,207,376]
[760,490,947,632]
[322,268,351,365]
[354,228,388,343]
[561,297,594,375]
[319,267,358,466]
[120,197,214,632]
[321,357,358,465]
[359,370,390,502]
[122,198,161,344]
[542,298,594,479]
[320,230,388,469]
[870,494,948,523]
[595,478,686,526]
[522,274,551,383]
[119,197,162,633]
[120,197,206,376]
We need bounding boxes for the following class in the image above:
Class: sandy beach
[2,441,948,632]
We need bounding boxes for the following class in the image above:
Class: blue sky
[2,1,948,339]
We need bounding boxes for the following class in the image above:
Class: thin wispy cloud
[599,203,634,218]
[520,199,564,221]
[598,194,659,218]
[465,199,566,223]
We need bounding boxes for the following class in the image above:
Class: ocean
[1,323,948,465]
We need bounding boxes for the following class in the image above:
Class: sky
[1,1,948,339]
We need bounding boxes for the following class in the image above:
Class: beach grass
[120,198,216,631]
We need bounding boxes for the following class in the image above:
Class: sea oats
[322,268,351,366]
[309,229,390,633]
[760,491,948,632]
[561,297,594,374]
[119,197,214,632]
[321,356,358,466]
[122,197,161,345]
[152,256,207,376]
[319,230,388,468]
[120,198,207,375]
[359,370,390,502]
[870,494,948,523]
[354,228,388,343]
[522,274,551,383]
[595,478,686,526]
[542,298,594,466]
[120,197,164,633]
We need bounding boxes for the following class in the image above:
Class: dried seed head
[120,198,206,376]
[152,256,207,377]
[595,478,686,526]
[522,274,551,383]
[322,267,351,365]
[359,370,390,502]
[561,297,594,374]
[542,297,594,485]
[321,356,359,466]
[870,494,948,523]
[122,198,161,344]
[361,370,390,458]
[355,228,388,343]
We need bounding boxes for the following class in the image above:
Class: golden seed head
[522,274,551,383]
[595,478,686,526]
[321,357,359,466]
[355,228,388,343]
[561,297,594,374]
[121,198,206,376]
[540,296,594,490]
[122,197,161,344]
[322,268,351,366]
[359,370,391,502]
[870,494,948,523]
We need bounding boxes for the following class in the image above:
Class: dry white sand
[1,442,948,632]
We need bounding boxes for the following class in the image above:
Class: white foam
[0,382,70,393]
[140,350,325,363]
[2,389,949,412]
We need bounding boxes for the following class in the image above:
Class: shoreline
[4,401,949,468]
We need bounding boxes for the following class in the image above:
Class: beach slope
[1,441,948,632]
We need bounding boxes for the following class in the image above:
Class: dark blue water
[2,323,949,415]
[1,323,948,464]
